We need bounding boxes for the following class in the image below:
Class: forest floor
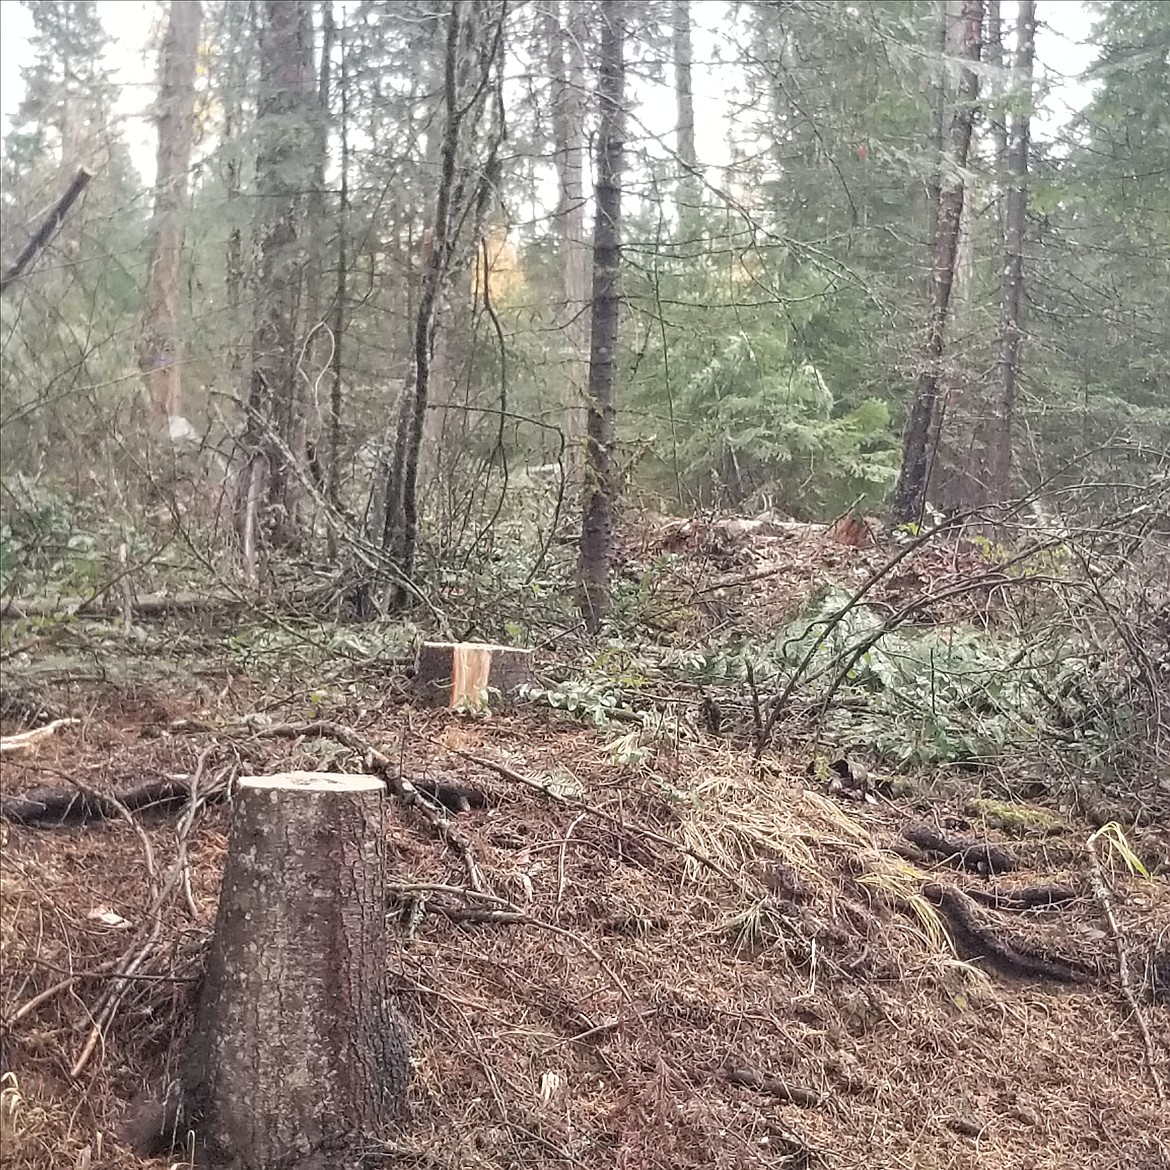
[1,513,1168,1170]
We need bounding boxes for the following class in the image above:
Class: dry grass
[1,689,1168,1170]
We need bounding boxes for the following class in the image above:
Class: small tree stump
[414,640,533,709]
[180,772,409,1170]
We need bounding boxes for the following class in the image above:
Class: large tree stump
[414,640,534,709]
[180,772,409,1170]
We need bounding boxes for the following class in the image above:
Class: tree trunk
[547,0,590,469]
[138,0,201,438]
[378,1,502,609]
[672,0,699,229]
[988,0,1035,502]
[986,0,1009,244]
[236,0,315,575]
[380,5,464,604]
[181,772,409,1169]
[578,1,626,634]
[327,20,350,563]
[890,0,983,526]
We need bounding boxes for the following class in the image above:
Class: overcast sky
[0,0,1101,191]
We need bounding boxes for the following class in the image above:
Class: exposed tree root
[924,883,1096,983]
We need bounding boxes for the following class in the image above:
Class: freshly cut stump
[414,640,533,709]
[181,772,409,1170]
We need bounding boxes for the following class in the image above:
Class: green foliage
[0,477,110,593]
[659,587,1137,772]
[519,679,624,728]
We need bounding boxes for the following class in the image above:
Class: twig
[249,718,486,891]
[556,812,587,914]
[1086,835,1166,1105]
[745,660,763,756]
[437,743,752,894]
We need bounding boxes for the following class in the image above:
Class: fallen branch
[1,774,224,828]
[0,718,80,757]
[1086,831,1166,1105]
[247,719,488,890]
[724,1065,825,1108]
[0,589,243,622]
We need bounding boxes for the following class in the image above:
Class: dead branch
[0,774,225,828]
[1086,835,1166,1105]
[0,167,93,296]
[437,742,751,893]
[0,590,244,622]
[724,1065,825,1108]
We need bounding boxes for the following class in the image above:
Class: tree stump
[179,772,409,1170]
[413,640,534,709]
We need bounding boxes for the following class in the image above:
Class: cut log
[175,772,409,1169]
[414,641,533,710]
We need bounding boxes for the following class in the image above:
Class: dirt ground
[1,520,1168,1169]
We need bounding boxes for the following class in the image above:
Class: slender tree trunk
[672,0,699,229]
[891,0,983,526]
[327,26,350,563]
[924,0,948,284]
[421,10,454,463]
[381,3,465,601]
[986,0,1009,243]
[547,0,590,468]
[378,1,503,609]
[138,0,201,437]
[305,0,334,512]
[578,1,626,634]
[236,0,315,574]
[989,0,1035,501]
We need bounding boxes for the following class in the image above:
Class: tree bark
[180,772,409,1169]
[578,2,626,633]
[326,16,350,562]
[547,0,590,468]
[988,0,1035,502]
[378,1,503,609]
[672,0,699,228]
[380,4,464,603]
[236,0,315,575]
[139,0,201,438]
[891,0,983,526]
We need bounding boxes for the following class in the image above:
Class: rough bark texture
[578,2,626,634]
[236,0,315,574]
[547,0,590,465]
[182,772,409,1170]
[327,18,350,561]
[891,0,983,526]
[414,641,534,709]
[988,0,1036,502]
[139,0,201,436]
[672,0,699,227]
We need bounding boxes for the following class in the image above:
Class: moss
[965,798,1065,838]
